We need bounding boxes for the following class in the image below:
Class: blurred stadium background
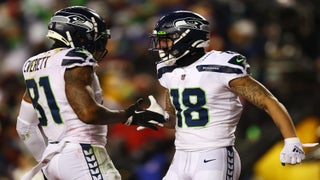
[0,0,319,179]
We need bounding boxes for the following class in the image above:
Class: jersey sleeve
[219,53,251,87]
[61,48,97,69]
[156,63,168,88]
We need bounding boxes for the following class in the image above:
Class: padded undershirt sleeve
[16,100,47,162]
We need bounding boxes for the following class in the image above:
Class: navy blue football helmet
[149,10,210,65]
[47,6,110,61]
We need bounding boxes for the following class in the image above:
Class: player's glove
[280,137,305,166]
[136,95,169,131]
[124,96,166,130]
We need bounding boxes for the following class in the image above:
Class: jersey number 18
[170,88,209,127]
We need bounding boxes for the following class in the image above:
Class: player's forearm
[230,76,298,138]
[163,89,176,129]
[264,98,297,139]
[76,104,128,125]
[94,107,128,125]
[65,72,129,125]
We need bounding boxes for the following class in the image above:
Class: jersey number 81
[26,76,63,126]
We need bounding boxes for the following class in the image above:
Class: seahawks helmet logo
[174,18,210,32]
[50,15,94,32]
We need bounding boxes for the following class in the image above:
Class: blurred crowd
[0,0,319,179]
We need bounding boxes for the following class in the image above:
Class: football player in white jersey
[148,10,306,180]
[16,6,165,180]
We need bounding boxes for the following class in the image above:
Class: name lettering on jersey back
[23,56,49,73]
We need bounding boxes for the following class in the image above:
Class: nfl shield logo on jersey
[181,74,186,80]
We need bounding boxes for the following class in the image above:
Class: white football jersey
[22,47,107,146]
[157,50,250,151]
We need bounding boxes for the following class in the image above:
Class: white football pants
[42,142,121,180]
[163,146,241,180]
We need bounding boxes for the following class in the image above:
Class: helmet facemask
[91,30,110,61]
[149,30,180,66]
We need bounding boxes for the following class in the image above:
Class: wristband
[284,137,300,144]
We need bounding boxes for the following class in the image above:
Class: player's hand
[124,96,166,130]
[280,137,305,166]
[136,95,169,131]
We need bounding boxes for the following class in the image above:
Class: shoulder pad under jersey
[61,48,96,68]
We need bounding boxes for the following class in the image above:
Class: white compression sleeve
[16,100,47,162]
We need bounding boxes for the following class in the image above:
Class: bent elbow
[76,108,99,124]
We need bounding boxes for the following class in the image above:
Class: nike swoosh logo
[134,110,144,114]
[236,58,244,63]
[203,158,216,163]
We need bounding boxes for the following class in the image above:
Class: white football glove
[280,137,305,166]
[136,95,169,131]
[124,97,166,131]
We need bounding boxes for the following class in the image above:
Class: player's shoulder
[156,64,176,79]
[204,50,248,68]
[196,50,250,75]
[204,50,245,62]
[59,47,96,68]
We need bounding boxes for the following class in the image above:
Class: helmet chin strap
[158,50,177,66]
[158,49,205,68]
[158,49,192,66]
